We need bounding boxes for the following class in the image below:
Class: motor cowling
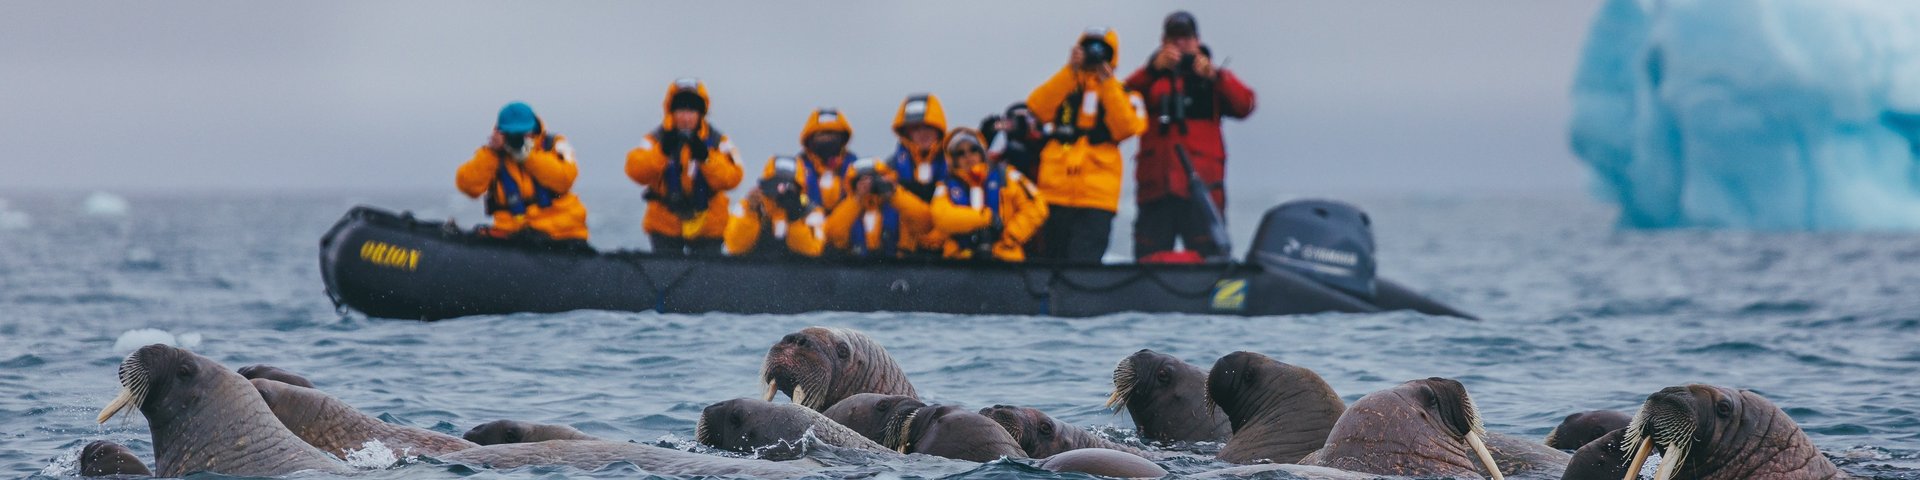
[1248,199,1377,299]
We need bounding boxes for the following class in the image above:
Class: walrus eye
[177,362,196,379]
[877,400,894,413]
[836,342,850,360]
[1156,367,1172,385]
[731,412,745,426]
[1037,422,1054,438]
[505,428,521,444]
[1716,399,1734,418]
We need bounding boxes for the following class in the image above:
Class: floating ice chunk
[0,199,28,230]
[83,192,130,217]
[113,329,203,354]
[1570,0,1920,230]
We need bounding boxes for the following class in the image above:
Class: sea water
[1,191,1916,478]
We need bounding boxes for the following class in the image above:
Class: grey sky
[2,1,1601,196]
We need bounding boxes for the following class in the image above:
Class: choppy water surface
[3,191,1918,479]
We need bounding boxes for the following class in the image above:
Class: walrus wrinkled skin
[1545,410,1631,450]
[1481,431,1572,478]
[1298,377,1505,479]
[1620,384,1846,480]
[1036,447,1167,478]
[464,419,599,445]
[1205,351,1345,464]
[437,439,813,478]
[1559,427,1631,480]
[760,326,918,411]
[79,440,151,477]
[824,393,927,445]
[981,404,1153,459]
[250,378,478,458]
[96,344,348,477]
[1106,349,1230,444]
[236,363,315,389]
[696,398,894,459]
[883,404,1027,462]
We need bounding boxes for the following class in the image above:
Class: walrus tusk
[1622,436,1652,480]
[792,385,808,408]
[1465,432,1504,480]
[1651,443,1680,480]
[97,388,135,423]
[1102,389,1126,411]
[761,379,778,402]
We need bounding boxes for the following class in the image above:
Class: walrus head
[1105,349,1230,443]
[1318,377,1505,479]
[824,393,925,445]
[759,327,916,411]
[1619,384,1836,480]
[99,344,210,428]
[466,419,535,445]
[980,405,1064,458]
[237,364,315,389]
[882,404,1026,461]
[1203,351,1346,464]
[80,440,151,477]
[697,398,812,459]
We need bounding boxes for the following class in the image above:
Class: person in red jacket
[1124,11,1256,261]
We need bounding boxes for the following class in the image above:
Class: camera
[1178,53,1197,75]
[1079,37,1112,69]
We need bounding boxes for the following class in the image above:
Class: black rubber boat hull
[320,206,1472,321]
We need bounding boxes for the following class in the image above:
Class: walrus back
[439,440,814,478]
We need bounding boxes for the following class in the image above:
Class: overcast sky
[2,1,1602,196]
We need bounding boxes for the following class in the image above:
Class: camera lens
[502,134,528,150]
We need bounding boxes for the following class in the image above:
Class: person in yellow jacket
[455,101,589,245]
[785,107,859,214]
[725,157,825,258]
[885,94,954,254]
[825,158,933,258]
[930,128,1048,262]
[1027,28,1147,263]
[625,78,744,255]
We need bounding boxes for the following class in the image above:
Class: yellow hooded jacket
[625,80,744,240]
[724,185,825,257]
[887,94,954,251]
[1027,29,1147,213]
[456,127,589,241]
[788,108,858,213]
[930,128,1048,261]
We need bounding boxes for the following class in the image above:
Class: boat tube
[319,202,1473,321]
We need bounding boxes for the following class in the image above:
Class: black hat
[1164,11,1198,38]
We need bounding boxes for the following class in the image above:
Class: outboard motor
[1248,200,1377,300]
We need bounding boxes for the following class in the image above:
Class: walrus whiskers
[97,352,149,423]
[882,407,921,454]
[1104,357,1135,411]
[792,384,810,409]
[1458,393,1503,480]
[1621,436,1654,480]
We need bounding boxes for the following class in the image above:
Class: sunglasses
[947,145,982,158]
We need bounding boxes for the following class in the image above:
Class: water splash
[343,439,409,468]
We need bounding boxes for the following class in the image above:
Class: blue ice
[1570,0,1920,230]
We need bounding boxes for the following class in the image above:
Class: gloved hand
[871,177,896,197]
[986,216,1004,241]
[656,132,684,159]
[685,131,710,162]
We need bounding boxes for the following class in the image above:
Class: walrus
[1559,427,1631,480]
[823,393,926,445]
[980,404,1154,459]
[1480,431,1572,478]
[1619,384,1845,480]
[1105,349,1231,443]
[1036,448,1167,478]
[760,326,918,411]
[882,404,1027,462]
[250,378,478,458]
[78,440,151,477]
[437,439,813,478]
[696,398,895,459]
[1205,351,1345,464]
[1298,377,1505,479]
[464,419,599,445]
[1546,410,1631,450]
[97,344,348,477]
[236,363,315,389]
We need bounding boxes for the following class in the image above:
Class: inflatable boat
[319,202,1473,321]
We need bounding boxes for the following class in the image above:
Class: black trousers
[1133,196,1224,259]
[649,234,723,256]
[1036,206,1115,263]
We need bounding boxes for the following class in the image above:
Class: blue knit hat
[496,102,538,135]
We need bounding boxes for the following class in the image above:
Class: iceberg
[1570,0,1920,230]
